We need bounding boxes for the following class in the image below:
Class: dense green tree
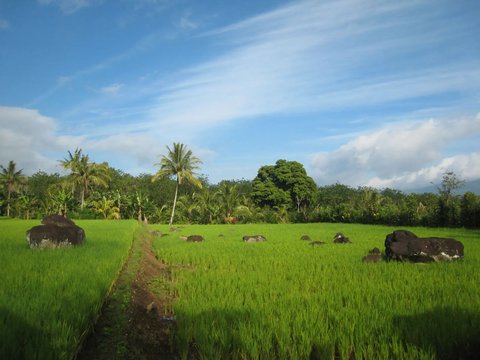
[460,192,479,228]
[152,143,202,225]
[252,164,290,208]
[315,183,357,222]
[0,160,27,217]
[252,160,317,211]
[27,171,61,203]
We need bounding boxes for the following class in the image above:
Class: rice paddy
[1,220,479,359]
[0,219,137,360]
[151,223,480,359]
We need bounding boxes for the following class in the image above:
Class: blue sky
[1,0,479,189]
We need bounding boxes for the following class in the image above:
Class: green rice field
[1,220,479,359]
[0,219,137,360]
[151,223,480,359]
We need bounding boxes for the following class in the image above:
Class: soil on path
[77,227,177,360]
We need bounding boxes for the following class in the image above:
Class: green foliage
[461,192,480,228]
[1,156,478,228]
[152,223,480,360]
[27,171,62,202]
[0,160,27,217]
[252,160,317,212]
[91,196,121,219]
[0,220,137,360]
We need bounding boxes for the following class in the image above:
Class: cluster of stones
[159,227,464,264]
[26,215,85,249]
[297,230,463,264]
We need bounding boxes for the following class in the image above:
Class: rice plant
[0,219,137,360]
[152,223,480,359]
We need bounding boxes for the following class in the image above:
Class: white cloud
[310,115,480,188]
[366,153,480,189]
[0,107,211,176]
[0,107,75,174]
[100,83,124,95]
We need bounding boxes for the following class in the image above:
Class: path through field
[78,227,177,360]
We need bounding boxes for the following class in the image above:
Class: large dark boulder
[26,215,85,249]
[385,230,464,262]
[243,235,266,243]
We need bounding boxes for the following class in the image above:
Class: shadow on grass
[393,307,480,360]
[0,307,52,360]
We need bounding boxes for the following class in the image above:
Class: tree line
[0,144,478,228]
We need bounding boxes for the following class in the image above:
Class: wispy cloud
[17,0,479,185]
[131,0,172,13]
[176,12,198,31]
[310,114,480,188]
[0,19,9,30]
[27,30,167,107]
[100,83,124,95]
[141,0,478,135]
[37,0,101,14]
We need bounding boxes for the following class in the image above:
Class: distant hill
[407,179,480,195]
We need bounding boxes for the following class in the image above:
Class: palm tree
[0,160,26,217]
[216,183,240,223]
[193,189,220,224]
[176,194,200,223]
[60,149,110,210]
[152,143,202,225]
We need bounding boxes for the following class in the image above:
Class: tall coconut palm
[0,160,26,217]
[152,143,202,225]
[60,149,110,210]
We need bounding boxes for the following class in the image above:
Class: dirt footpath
[77,227,177,360]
